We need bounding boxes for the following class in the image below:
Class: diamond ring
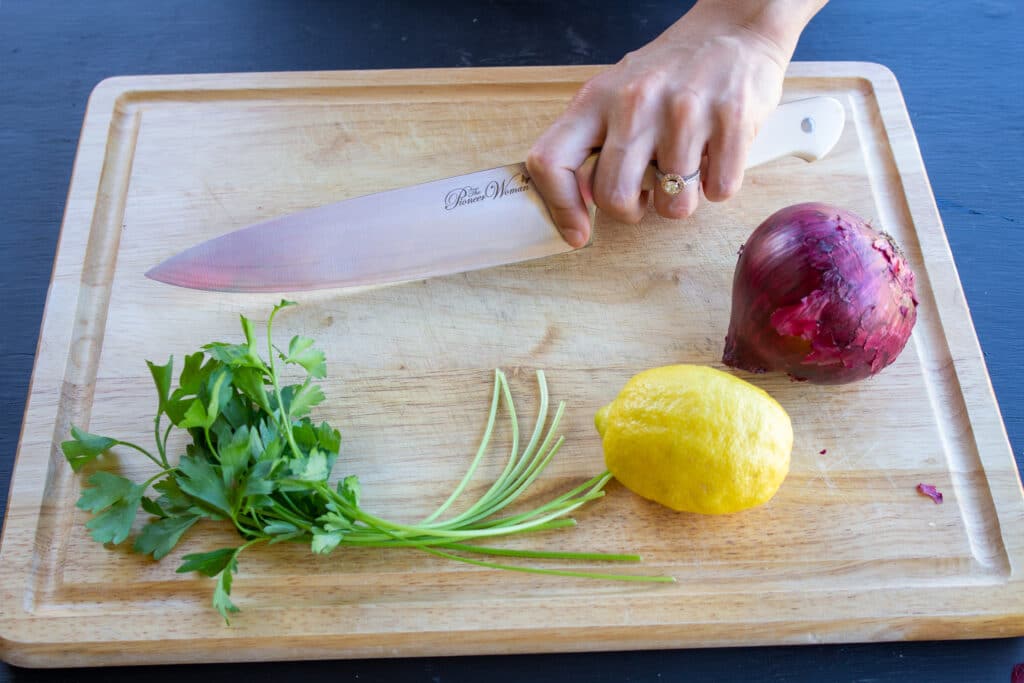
[654,168,701,195]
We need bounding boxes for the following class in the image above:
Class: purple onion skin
[722,203,918,384]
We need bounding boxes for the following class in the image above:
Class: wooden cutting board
[1,63,1022,668]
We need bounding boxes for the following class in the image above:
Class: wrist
[686,0,827,58]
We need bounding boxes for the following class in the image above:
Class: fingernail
[563,229,585,248]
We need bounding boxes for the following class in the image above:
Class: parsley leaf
[178,398,213,430]
[177,546,242,624]
[77,472,145,545]
[338,475,361,507]
[254,420,284,461]
[146,358,173,414]
[242,459,276,498]
[177,546,237,577]
[140,496,167,518]
[204,342,265,371]
[176,455,232,518]
[218,424,252,490]
[233,367,272,414]
[212,565,240,623]
[218,391,250,430]
[283,335,326,379]
[317,504,352,532]
[262,521,299,535]
[282,382,325,419]
[166,352,218,424]
[77,471,136,512]
[154,477,202,517]
[316,422,342,455]
[240,314,260,356]
[311,529,344,555]
[289,449,330,483]
[204,366,232,425]
[134,513,201,559]
[61,426,118,472]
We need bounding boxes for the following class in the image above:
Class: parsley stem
[278,490,305,517]
[141,469,175,491]
[153,415,169,468]
[161,423,173,467]
[267,504,314,532]
[115,439,164,470]
[339,538,640,562]
[233,517,266,539]
[419,370,503,524]
[203,427,217,462]
[329,490,594,542]
[338,519,576,545]
[413,545,674,583]
[437,543,642,563]
[428,370,524,527]
[265,302,304,461]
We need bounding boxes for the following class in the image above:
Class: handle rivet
[801,117,815,133]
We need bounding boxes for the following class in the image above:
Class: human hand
[527,0,826,247]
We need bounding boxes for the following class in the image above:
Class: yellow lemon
[595,365,792,514]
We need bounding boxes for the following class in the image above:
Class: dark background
[1,0,1022,680]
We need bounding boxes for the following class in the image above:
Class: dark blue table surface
[1,1,1022,680]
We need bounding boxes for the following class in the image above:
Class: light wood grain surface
[0,63,1021,668]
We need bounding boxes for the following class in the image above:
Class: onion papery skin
[722,203,918,385]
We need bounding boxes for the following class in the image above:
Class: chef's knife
[146,96,845,293]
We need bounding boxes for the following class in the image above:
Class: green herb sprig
[63,301,672,622]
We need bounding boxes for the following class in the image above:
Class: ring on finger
[654,168,701,195]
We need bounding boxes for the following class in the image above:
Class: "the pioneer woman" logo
[444,172,532,211]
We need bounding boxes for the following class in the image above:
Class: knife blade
[146,96,845,293]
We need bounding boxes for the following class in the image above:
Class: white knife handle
[743,96,846,168]
[574,96,845,201]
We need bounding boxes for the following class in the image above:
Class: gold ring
[655,169,700,195]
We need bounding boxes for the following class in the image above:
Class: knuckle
[525,145,558,178]
[605,187,636,213]
[597,187,642,222]
[664,195,698,219]
[715,100,747,129]
[568,77,602,110]
[617,49,644,70]
[618,73,663,112]
[666,90,703,125]
[706,174,742,201]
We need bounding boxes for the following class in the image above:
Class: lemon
[595,365,792,514]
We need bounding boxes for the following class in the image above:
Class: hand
[527,0,826,248]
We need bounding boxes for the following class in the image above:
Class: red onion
[722,203,918,384]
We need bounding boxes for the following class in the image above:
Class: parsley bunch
[63,301,671,622]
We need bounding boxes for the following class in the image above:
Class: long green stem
[266,504,315,532]
[415,545,674,583]
[328,486,601,542]
[427,371,531,528]
[420,370,503,524]
[422,373,564,530]
[153,414,169,468]
[454,370,528,517]
[161,423,173,466]
[141,469,175,491]
[266,304,303,460]
[427,543,642,563]
[338,519,577,545]
[116,439,164,470]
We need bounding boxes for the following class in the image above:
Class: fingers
[590,81,658,225]
[526,113,603,249]
[703,105,754,202]
[653,92,710,220]
[591,133,656,225]
[530,78,758,243]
